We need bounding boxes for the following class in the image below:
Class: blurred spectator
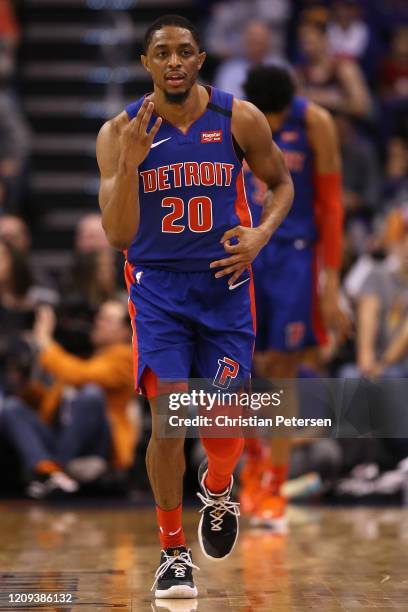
[0,213,29,252]
[379,26,408,140]
[0,214,58,293]
[342,230,408,378]
[61,213,118,306]
[205,0,291,61]
[0,0,29,213]
[379,26,408,101]
[296,20,372,119]
[0,237,36,335]
[75,212,111,253]
[335,113,381,215]
[57,214,119,355]
[327,0,380,80]
[2,300,137,498]
[214,20,283,98]
[328,1,370,61]
[382,138,408,206]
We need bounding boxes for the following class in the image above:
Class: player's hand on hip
[119,99,162,168]
[209,225,267,285]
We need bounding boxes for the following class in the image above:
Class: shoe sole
[197,514,239,562]
[249,515,288,532]
[155,585,198,599]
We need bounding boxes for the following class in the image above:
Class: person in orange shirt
[2,299,137,498]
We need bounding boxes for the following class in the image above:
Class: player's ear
[198,51,206,71]
[141,54,150,73]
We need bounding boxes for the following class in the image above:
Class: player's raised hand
[119,99,162,168]
[209,225,268,285]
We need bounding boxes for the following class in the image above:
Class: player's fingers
[210,255,243,269]
[130,98,149,132]
[147,116,162,141]
[220,226,242,243]
[228,267,246,285]
[223,241,241,253]
[139,102,154,135]
[214,262,243,278]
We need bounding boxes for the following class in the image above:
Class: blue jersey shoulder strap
[207,87,233,116]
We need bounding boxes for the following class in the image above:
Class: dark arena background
[0,0,408,610]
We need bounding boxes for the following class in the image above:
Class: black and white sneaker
[197,460,240,561]
[152,546,199,599]
[26,472,79,500]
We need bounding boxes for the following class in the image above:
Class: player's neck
[152,84,209,134]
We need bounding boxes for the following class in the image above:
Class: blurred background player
[96,15,293,599]
[241,65,350,529]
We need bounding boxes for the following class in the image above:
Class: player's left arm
[210,98,294,285]
[307,102,351,340]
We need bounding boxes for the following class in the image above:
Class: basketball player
[241,65,350,529]
[96,16,294,599]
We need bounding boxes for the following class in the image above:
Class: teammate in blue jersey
[240,65,351,529]
[96,16,293,599]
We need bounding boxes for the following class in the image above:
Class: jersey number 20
[162,196,213,233]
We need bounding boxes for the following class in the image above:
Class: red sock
[201,437,244,494]
[156,504,186,549]
[263,464,289,495]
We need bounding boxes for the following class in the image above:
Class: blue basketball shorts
[253,239,327,352]
[125,263,256,397]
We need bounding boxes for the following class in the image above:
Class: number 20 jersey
[124,87,252,271]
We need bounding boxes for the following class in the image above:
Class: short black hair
[143,15,202,54]
[244,65,295,114]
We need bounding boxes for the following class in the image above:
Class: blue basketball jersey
[125,87,251,271]
[247,96,317,242]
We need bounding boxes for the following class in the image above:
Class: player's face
[142,26,206,103]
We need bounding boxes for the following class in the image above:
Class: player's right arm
[96,99,162,250]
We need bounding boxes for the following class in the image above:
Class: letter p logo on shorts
[213,357,239,389]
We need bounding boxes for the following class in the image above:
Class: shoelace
[151,551,199,591]
[197,491,240,531]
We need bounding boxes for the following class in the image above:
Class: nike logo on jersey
[151,137,172,149]
[229,277,250,291]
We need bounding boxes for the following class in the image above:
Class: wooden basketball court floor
[0,502,407,611]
